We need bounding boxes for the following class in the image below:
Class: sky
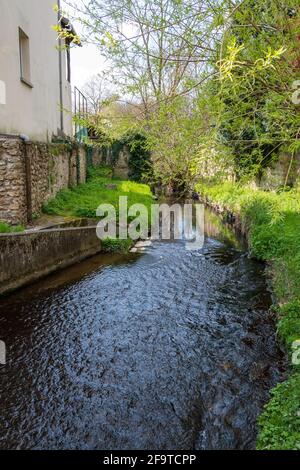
[62,1,106,90]
[70,42,105,90]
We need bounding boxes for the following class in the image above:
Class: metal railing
[73,86,88,142]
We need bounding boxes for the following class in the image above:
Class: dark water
[0,209,284,450]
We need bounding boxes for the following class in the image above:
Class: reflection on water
[0,208,285,450]
[204,208,243,249]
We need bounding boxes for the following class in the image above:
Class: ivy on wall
[111,132,151,181]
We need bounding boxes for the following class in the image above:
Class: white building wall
[0,0,73,142]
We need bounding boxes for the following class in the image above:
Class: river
[0,208,285,450]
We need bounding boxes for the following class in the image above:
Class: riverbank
[43,166,153,223]
[0,222,24,233]
[0,168,153,295]
[196,181,300,450]
[0,226,103,296]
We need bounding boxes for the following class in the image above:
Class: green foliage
[87,165,113,180]
[126,133,151,182]
[257,373,300,450]
[197,180,300,449]
[277,301,300,353]
[147,96,205,191]
[49,142,73,156]
[101,237,133,253]
[274,254,300,303]
[43,166,153,222]
[110,132,151,182]
[73,0,213,106]
[213,0,300,178]
[198,181,300,289]
[0,222,24,233]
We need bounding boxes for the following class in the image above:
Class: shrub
[0,222,24,233]
[101,237,133,253]
[257,373,300,450]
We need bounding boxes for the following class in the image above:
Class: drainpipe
[57,0,64,135]
[20,135,32,224]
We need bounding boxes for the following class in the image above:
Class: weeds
[0,222,24,233]
[101,238,133,253]
[43,166,153,223]
[197,181,300,450]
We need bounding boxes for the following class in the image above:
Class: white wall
[0,0,73,141]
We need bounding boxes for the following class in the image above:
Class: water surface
[0,209,284,449]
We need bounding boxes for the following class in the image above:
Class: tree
[65,0,300,186]
[82,73,110,114]
[212,0,300,179]
[64,0,222,117]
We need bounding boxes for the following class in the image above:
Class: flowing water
[0,208,285,450]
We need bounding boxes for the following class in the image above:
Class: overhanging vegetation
[197,181,300,449]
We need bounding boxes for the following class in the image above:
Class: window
[0,80,6,105]
[19,28,32,87]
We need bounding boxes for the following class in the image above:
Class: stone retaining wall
[0,226,101,295]
[197,149,300,190]
[0,138,88,225]
[0,138,27,224]
[0,136,133,226]
[256,152,300,190]
[86,141,131,179]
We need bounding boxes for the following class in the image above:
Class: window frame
[19,27,33,88]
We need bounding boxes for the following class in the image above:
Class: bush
[111,132,151,182]
[257,373,300,450]
[0,222,24,233]
[101,237,133,253]
[277,301,300,353]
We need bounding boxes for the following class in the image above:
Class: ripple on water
[0,213,285,450]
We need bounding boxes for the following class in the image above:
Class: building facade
[0,0,73,142]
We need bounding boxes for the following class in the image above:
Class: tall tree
[65,0,222,116]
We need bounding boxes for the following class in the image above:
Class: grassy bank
[101,237,134,253]
[43,166,153,222]
[196,181,300,450]
[0,222,24,233]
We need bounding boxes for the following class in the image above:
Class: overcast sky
[62,1,105,90]
[70,42,105,90]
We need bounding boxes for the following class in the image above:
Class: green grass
[257,374,300,450]
[196,180,300,450]
[0,222,24,233]
[43,166,153,221]
[43,166,153,251]
[101,237,133,253]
